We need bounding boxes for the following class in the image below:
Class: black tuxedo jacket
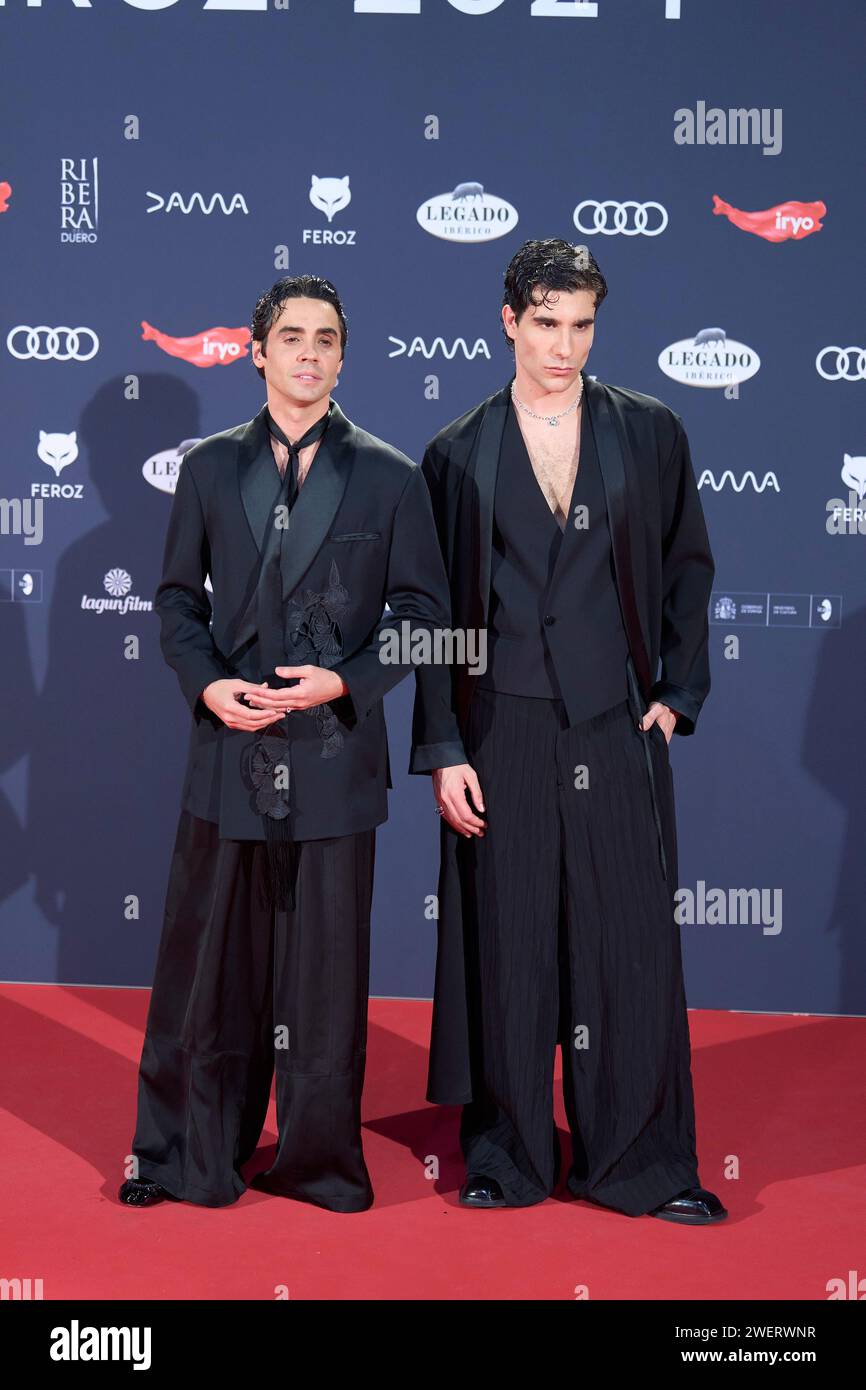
[408,372,716,1104]
[155,398,452,841]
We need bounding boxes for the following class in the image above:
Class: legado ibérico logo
[659,327,761,388]
[417,181,518,243]
[712,195,826,242]
[141,321,250,367]
[143,438,202,494]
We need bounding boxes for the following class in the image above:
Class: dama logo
[388,336,491,360]
[698,470,780,493]
[146,191,249,215]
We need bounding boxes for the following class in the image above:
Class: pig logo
[693,327,726,347]
[451,181,484,202]
[309,175,351,224]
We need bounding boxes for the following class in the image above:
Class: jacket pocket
[330,531,381,542]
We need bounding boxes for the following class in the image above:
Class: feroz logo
[417,182,518,243]
[37,430,78,477]
[659,327,760,388]
[142,439,202,494]
[573,200,668,236]
[33,431,85,500]
[826,454,866,535]
[841,454,866,499]
[304,175,356,244]
[141,321,250,367]
[712,195,825,242]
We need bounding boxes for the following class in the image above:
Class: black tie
[251,402,332,911]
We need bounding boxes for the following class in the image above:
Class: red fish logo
[141,320,250,367]
[712,195,826,243]
[0,181,12,213]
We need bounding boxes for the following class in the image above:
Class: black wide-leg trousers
[130,810,376,1212]
[458,687,701,1215]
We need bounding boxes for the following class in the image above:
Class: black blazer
[409,372,716,1104]
[155,398,452,841]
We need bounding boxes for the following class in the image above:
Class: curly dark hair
[502,239,608,352]
[250,274,348,380]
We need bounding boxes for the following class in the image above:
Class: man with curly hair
[411,240,726,1225]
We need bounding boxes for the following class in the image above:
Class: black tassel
[264,813,298,912]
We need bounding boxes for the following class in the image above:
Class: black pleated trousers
[458,687,701,1215]
[130,810,376,1212]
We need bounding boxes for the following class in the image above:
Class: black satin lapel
[585,376,653,698]
[468,385,510,625]
[277,404,354,600]
[238,404,281,553]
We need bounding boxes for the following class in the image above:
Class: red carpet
[1,984,863,1300]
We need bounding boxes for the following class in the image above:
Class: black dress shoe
[649,1186,728,1224]
[118,1177,173,1206]
[459,1174,507,1208]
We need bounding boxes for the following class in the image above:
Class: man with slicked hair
[121,275,453,1213]
[411,240,726,1224]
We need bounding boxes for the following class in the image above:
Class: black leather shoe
[649,1186,728,1224]
[459,1174,507,1208]
[118,1177,173,1206]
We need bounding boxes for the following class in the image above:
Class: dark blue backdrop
[2,0,864,1014]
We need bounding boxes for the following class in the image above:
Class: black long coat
[155,397,452,841]
[409,372,716,1104]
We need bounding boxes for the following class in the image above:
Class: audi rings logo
[7,325,99,362]
[573,200,668,237]
[815,347,866,381]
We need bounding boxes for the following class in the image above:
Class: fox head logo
[841,454,866,500]
[309,175,351,224]
[38,430,78,476]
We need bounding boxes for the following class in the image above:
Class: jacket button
[543,614,555,626]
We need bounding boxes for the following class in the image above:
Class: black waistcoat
[475,398,629,720]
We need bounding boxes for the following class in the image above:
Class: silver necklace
[511,377,583,427]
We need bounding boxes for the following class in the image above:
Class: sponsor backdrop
[1,1,864,1015]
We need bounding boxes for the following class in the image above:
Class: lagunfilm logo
[659,326,760,388]
[142,438,202,495]
[417,181,518,243]
[81,569,153,616]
